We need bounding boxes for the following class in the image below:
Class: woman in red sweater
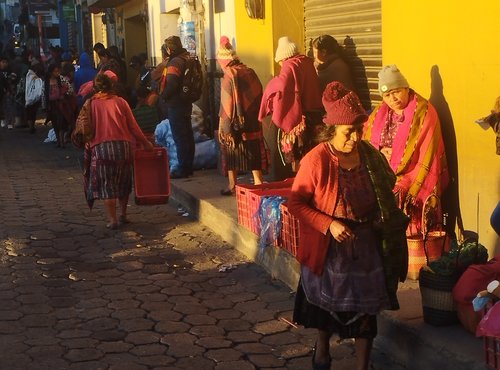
[289,82,408,370]
[84,73,153,229]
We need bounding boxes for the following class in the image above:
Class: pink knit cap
[322,81,367,126]
[217,36,238,69]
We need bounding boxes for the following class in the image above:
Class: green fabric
[359,141,410,310]
[427,239,489,276]
[133,105,159,134]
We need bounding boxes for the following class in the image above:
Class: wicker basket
[407,194,449,280]
[419,268,459,326]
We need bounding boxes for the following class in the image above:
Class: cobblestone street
[0,126,404,370]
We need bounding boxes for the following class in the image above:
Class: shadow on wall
[429,65,460,238]
[343,36,372,112]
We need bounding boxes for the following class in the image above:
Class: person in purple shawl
[217,36,268,195]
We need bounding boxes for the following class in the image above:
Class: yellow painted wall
[382,1,500,254]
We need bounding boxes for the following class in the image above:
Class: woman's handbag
[406,194,449,280]
[71,98,94,149]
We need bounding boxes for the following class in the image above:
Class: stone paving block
[27,344,65,359]
[214,361,257,370]
[108,299,141,310]
[253,320,290,335]
[119,318,155,332]
[20,313,56,327]
[205,348,243,362]
[111,308,148,321]
[0,353,32,370]
[172,302,208,315]
[174,356,215,370]
[91,329,128,341]
[0,309,23,320]
[218,319,252,331]
[0,321,26,334]
[241,308,277,324]
[155,320,191,334]
[195,337,232,349]
[125,330,162,345]
[77,307,113,320]
[260,331,300,346]
[189,324,225,338]
[135,354,176,367]
[82,317,119,332]
[247,354,286,368]
[226,330,263,343]
[62,338,100,349]
[183,314,217,326]
[58,329,93,339]
[147,309,181,322]
[130,343,168,356]
[209,309,242,320]
[93,337,132,353]
[68,360,109,370]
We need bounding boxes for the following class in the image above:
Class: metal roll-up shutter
[304,0,381,110]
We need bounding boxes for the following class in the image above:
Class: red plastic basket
[134,147,170,205]
[236,178,294,234]
[279,202,300,257]
[485,336,500,369]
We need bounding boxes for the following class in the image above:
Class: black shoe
[170,171,189,179]
[220,188,235,196]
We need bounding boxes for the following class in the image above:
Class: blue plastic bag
[258,196,287,249]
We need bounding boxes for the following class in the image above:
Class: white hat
[274,36,298,63]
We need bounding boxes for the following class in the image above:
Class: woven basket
[407,194,449,280]
[419,268,459,326]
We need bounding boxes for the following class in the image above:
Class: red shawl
[363,91,449,212]
[258,55,322,133]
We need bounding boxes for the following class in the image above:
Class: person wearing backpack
[24,59,44,134]
[161,35,195,179]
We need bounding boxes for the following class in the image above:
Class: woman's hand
[143,140,154,151]
[380,147,392,162]
[329,220,353,243]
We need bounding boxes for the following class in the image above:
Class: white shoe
[0,120,5,128]
[7,124,13,129]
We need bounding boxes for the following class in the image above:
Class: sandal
[312,344,331,370]
[106,223,119,230]
[220,188,235,196]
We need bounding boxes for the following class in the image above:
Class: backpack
[179,55,203,103]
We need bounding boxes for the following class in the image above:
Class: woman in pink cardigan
[289,82,408,370]
[83,73,153,229]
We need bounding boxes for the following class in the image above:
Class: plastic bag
[154,119,180,173]
[476,301,500,337]
[258,196,287,249]
[193,139,218,170]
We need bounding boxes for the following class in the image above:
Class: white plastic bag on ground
[44,128,56,143]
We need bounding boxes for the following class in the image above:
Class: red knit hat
[322,81,367,126]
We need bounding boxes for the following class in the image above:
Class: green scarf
[359,141,410,310]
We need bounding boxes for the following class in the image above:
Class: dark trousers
[168,103,194,175]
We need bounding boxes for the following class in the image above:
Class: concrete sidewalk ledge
[170,169,488,370]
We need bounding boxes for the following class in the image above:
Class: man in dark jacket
[161,35,194,178]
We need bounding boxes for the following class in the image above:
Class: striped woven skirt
[85,141,133,205]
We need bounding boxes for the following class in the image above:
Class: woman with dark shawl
[289,82,408,370]
[217,36,268,195]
